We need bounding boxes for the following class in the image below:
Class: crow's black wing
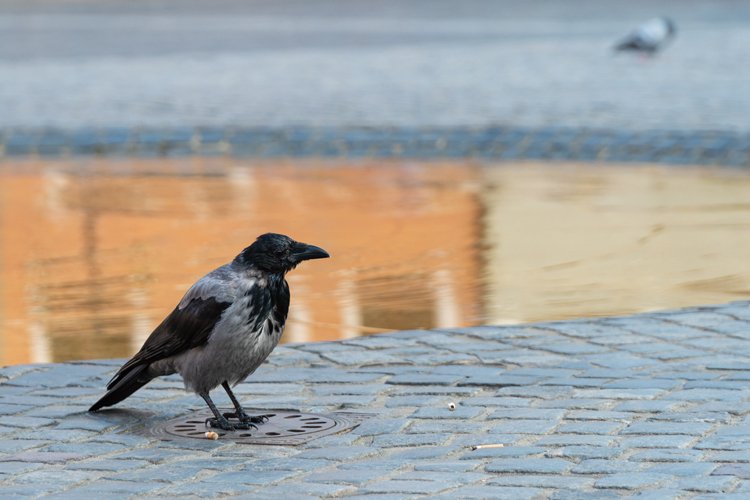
[107,296,231,389]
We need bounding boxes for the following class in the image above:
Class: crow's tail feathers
[89,364,152,412]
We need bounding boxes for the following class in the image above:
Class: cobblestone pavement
[1,0,749,133]
[2,301,750,498]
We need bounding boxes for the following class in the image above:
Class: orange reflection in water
[0,158,483,365]
[3,159,750,366]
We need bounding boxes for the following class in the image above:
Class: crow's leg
[200,391,257,431]
[221,381,268,425]
[200,392,234,430]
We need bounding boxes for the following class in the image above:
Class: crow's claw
[205,417,234,431]
[207,416,258,431]
[222,412,269,425]
[231,421,258,431]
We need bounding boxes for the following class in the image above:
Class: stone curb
[1,126,749,166]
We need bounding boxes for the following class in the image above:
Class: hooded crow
[89,233,329,431]
[614,17,676,54]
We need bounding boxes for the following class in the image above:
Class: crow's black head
[235,233,329,274]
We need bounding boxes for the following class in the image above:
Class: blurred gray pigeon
[614,17,676,53]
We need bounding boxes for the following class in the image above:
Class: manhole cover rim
[153,408,373,445]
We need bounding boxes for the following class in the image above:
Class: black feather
[89,364,151,412]
[88,296,230,412]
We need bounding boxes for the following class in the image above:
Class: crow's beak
[291,243,330,263]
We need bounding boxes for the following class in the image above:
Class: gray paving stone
[485,419,559,435]
[53,416,120,432]
[352,418,409,436]
[550,446,624,460]
[629,488,688,499]
[695,435,750,451]
[648,411,732,424]
[540,377,612,388]
[0,451,85,463]
[594,472,671,489]
[461,446,546,460]
[535,434,617,447]
[410,406,483,419]
[621,421,715,436]
[572,388,668,400]
[524,340,609,356]
[294,446,379,461]
[305,468,390,485]
[459,374,542,387]
[572,459,644,475]
[0,439,48,453]
[0,403,34,415]
[0,461,42,475]
[66,458,151,471]
[250,482,355,498]
[435,486,547,499]
[664,389,748,402]
[318,349,403,366]
[2,416,56,429]
[712,463,750,479]
[105,462,216,483]
[407,420,486,435]
[12,468,102,486]
[629,449,705,462]
[674,475,737,493]
[20,428,96,443]
[386,373,464,386]
[337,458,412,472]
[202,468,302,485]
[46,483,165,499]
[0,484,61,497]
[647,461,717,477]
[565,410,632,421]
[450,433,521,449]
[383,395,442,408]
[372,432,453,447]
[108,447,198,463]
[619,435,697,449]
[489,408,566,420]
[556,421,623,435]
[42,441,126,455]
[158,481,258,497]
[536,398,612,410]
[413,460,480,472]
[360,479,459,495]
[485,458,573,474]
[614,400,683,412]
[393,470,487,484]
[709,450,750,462]
[603,378,681,390]
[488,474,595,489]
[461,396,533,408]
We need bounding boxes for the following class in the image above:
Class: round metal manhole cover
[151,408,373,445]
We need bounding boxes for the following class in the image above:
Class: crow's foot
[222,411,270,425]
[205,417,258,431]
[205,416,233,431]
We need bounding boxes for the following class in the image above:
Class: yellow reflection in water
[481,164,750,323]
[1,158,749,366]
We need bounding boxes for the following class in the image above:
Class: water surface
[2,158,749,365]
